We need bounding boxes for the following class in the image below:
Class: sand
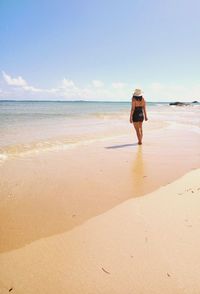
[0,126,200,293]
[0,168,200,293]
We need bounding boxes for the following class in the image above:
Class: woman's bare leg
[133,122,142,144]
[138,122,143,143]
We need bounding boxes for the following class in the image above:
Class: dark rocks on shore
[169,100,199,106]
[169,102,190,106]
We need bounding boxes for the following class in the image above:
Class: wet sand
[0,126,199,253]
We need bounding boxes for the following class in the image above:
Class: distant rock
[169,102,190,106]
[192,101,198,103]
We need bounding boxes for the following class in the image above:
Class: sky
[0,0,200,101]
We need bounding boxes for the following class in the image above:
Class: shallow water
[0,101,199,160]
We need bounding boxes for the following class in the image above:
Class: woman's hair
[133,95,143,101]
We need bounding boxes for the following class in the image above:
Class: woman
[129,89,148,145]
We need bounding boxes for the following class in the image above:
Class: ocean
[0,100,199,161]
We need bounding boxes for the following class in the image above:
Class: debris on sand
[101,267,111,274]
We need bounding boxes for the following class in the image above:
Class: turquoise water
[0,100,163,124]
[0,100,199,160]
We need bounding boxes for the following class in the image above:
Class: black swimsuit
[132,96,144,122]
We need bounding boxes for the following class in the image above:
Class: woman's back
[132,96,145,107]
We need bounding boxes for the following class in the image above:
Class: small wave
[0,153,8,162]
[0,133,129,160]
[89,112,127,119]
[154,103,167,107]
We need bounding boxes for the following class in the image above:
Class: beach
[0,101,200,293]
[0,167,200,294]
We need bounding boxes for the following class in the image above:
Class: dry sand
[0,168,200,294]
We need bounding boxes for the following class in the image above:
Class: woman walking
[130,89,148,145]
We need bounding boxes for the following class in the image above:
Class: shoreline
[0,168,200,293]
[1,101,199,162]
[1,117,199,163]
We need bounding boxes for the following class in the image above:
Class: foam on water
[0,154,8,161]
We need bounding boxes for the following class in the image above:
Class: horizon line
[0,99,198,103]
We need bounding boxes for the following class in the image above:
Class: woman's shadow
[105,143,138,149]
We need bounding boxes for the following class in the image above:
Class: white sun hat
[133,88,143,96]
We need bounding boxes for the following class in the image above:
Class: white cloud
[111,82,127,89]
[0,76,131,100]
[1,71,133,100]
[2,71,42,92]
[62,78,76,88]
[60,79,122,99]
[92,80,104,88]
[2,71,58,94]
[2,71,27,87]
[2,70,200,102]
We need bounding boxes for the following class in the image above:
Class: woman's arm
[143,98,148,121]
[130,97,135,123]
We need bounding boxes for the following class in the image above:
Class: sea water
[0,100,199,160]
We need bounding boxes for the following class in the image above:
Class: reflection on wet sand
[132,146,146,195]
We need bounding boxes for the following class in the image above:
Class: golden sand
[0,168,200,293]
[0,127,199,253]
[0,125,200,293]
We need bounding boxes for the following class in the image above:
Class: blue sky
[0,0,200,101]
